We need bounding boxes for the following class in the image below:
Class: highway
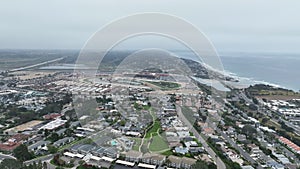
[8,57,65,72]
[176,106,226,169]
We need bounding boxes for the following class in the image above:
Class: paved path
[139,108,156,152]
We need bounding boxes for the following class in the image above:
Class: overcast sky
[1,0,300,54]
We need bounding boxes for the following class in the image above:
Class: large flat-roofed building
[39,118,67,130]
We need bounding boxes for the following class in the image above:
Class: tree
[65,128,74,137]
[43,162,48,169]
[48,133,60,142]
[252,97,259,104]
[0,159,22,169]
[241,125,257,138]
[261,118,269,124]
[249,104,258,111]
[47,145,58,154]
[13,144,33,162]
[231,162,242,169]
[191,160,217,169]
[44,129,49,137]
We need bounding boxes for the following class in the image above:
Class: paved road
[216,128,263,169]
[24,154,53,166]
[0,153,16,160]
[176,106,226,169]
[274,143,300,164]
[8,57,65,72]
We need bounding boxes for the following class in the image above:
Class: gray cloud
[0,0,300,53]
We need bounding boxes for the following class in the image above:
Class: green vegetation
[191,160,217,169]
[259,117,300,147]
[0,159,47,169]
[47,145,58,154]
[161,149,173,156]
[149,135,169,152]
[96,95,113,104]
[279,121,294,132]
[0,93,72,132]
[146,81,180,90]
[51,155,74,168]
[246,84,300,100]
[0,159,22,169]
[206,138,242,169]
[47,133,60,142]
[13,144,34,162]
[145,120,161,138]
[134,102,151,111]
[182,106,197,124]
[131,137,142,151]
[241,124,257,138]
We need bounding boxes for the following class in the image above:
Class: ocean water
[174,51,300,91]
[220,53,300,91]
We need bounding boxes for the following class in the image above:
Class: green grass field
[131,137,142,151]
[149,135,169,152]
[145,120,161,138]
[146,81,181,90]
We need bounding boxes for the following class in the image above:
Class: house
[166,136,180,147]
[267,160,285,169]
[28,140,51,152]
[71,144,95,154]
[43,113,61,120]
[70,121,81,128]
[189,147,204,154]
[104,147,118,158]
[175,146,189,155]
[56,128,67,136]
[237,134,247,142]
[247,144,261,154]
[78,144,96,154]
[184,141,198,148]
[90,146,118,158]
[151,154,166,165]
[167,155,197,169]
[92,146,106,157]
[181,157,197,169]
[167,155,182,168]
[242,166,254,169]
[182,137,194,142]
[141,153,152,164]
[53,137,74,147]
[177,131,190,139]
[10,133,30,143]
[125,150,143,162]
[141,153,166,166]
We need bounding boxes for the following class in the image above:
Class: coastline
[223,70,298,92]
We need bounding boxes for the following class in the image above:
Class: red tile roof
[279,136,300,153]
